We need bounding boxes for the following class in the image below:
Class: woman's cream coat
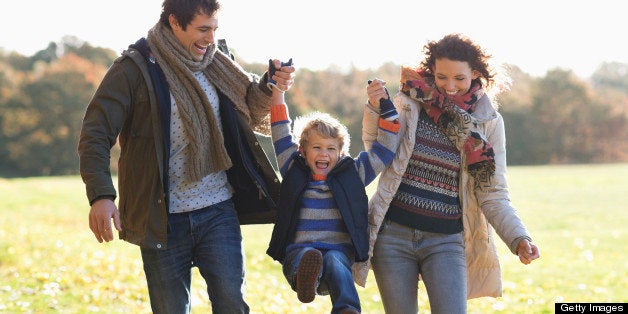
[353,92,532,299]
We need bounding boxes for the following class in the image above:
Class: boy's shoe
[296,249,322,303]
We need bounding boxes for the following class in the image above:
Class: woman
[354,33,540,313]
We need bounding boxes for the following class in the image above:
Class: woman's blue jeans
[371,219,467,314]
[283,247,361,313]
[140,199,249,314]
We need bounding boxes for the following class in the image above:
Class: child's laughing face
[302,133,341,178]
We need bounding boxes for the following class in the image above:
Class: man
[77,0,295,312]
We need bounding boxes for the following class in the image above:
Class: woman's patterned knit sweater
[387,108,463,234]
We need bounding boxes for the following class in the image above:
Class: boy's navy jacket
[266,153,369,263]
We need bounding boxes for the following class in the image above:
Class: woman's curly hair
[420,33,496,90]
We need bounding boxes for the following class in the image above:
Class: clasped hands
[268,59,296,93]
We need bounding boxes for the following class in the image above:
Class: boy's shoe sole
[296,249,322,303]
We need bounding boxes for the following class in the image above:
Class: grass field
[1,163,626,313]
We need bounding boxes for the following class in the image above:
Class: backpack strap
[217,39,235,60]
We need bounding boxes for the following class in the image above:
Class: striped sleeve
[270,104,299,176]
[355,115,401,186]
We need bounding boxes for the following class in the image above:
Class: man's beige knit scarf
[147,22,254,182]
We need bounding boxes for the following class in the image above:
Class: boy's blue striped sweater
[269,104,400,260]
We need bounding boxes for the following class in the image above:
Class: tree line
[1,37,626,177]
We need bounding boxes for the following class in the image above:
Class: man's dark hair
[159,0,220,30]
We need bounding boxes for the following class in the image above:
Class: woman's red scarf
[400,66,495,189]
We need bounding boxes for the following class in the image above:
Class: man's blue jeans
[283,247,361,313]
[140,199,249,314]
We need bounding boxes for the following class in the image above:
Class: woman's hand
[517,239,540,265]
[367,78,388,107]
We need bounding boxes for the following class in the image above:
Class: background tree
[589,62,628,161]
[0,39,627,177]
[0,53,109,176]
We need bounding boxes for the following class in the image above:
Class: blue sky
[1,0,625,78]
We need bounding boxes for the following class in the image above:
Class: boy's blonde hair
[293,111,350,156]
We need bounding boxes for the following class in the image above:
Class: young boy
[266,60,400,313]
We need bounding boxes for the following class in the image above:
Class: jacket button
[157,199,162,203]
[156,244,162,249]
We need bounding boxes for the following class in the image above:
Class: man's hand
[268,59,295,92]
[88,198,121,243]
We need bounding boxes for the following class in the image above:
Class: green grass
[1,164,627,313]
